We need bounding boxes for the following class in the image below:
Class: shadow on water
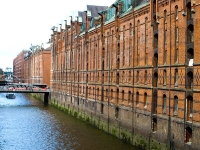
[0,93,138,150]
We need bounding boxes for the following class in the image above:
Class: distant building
[13,50,29,83]
[24,44,51,86]
[50,1,200,149]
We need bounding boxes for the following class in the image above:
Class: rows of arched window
[162,94,193,119]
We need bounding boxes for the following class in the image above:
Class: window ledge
[174,111,178,116]
[185,142,192,145]
[162,109,166,114]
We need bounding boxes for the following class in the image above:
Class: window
[174,96,178,115]
[187,71,193,89]
[144,93,147,109]
[117,72,119,84]
[154,34,158,49]
[152,118,157,132]
[163,70,167,86]
[164,10,167,24]
[187,3,193,20]
[101,103,104,114]
[136,92,139,107]
[175,6,178,20]
[185,127,192,143]
[165,30,167,44]
[153,53,158,68]
[163,94,167,113]
[175,48,178,63]
[115,107,119,118]
[128,91,131,104]
[175,69,178,87]
[176,27,179,42]
[187,96,193,120]
[106,89,108,100]
[164,50,167,64]
[128,71,131,83]
[187,48,194,66]
[111,89,113,101]
[153,72,158,87]
[122,90,124,104]
[187,25,194,43]
[144,70,147,84]
[137,71,139,83]
[117,89,119,104]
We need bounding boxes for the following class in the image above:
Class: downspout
[168,0,172,147]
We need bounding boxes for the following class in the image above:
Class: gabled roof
[87,5,108,18]
[132,0,149,7]
[78,5,108,23]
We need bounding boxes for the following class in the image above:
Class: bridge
[0,82,50,104]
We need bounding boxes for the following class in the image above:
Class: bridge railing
[0,82,50,93]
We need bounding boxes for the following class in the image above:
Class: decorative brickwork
[50,1,200,149]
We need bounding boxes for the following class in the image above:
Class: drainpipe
[132,2,135,144]
[168,0,172,148]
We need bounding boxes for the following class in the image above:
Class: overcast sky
[0,0,114,71]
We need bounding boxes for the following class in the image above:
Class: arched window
[153,72,158,87]
[117,72,119,84]
[137,71,139,84]
[175,6,178,20]
[154,34,158,49]
[174,96,178,115]
[164,10,167,23]
[187,71,193,89]
[101,103,104,114]
[187,48,194,66]
[152,118,157,132]
[153,53,158,67]
[163,69,167,86]
[115,107,119,118]
[117,89,119,104]
[144,93,147,109]
[129,71,131,83]
[144,70,147,84]
[106,89,108,101]
[97,88,99,99]
[175,69,178,87]
[122,90,124,104]
[185,127,192,143]
[136,92,139,107]
[163,94,167,113]
[175,48,178,63]
[111,89,113,101]
[187,96,193,120]
[187,2,193,20]
[128,91,131,104]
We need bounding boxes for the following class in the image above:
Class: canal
[0,93,137,150]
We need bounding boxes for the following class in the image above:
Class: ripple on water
[0,93,137,150]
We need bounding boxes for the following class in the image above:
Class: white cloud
[0,0,114,70]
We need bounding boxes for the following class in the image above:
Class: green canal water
[0,93,137,150]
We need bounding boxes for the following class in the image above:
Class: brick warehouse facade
[13,50,29,83]
[50,0,200,149]
[24,45,51,86]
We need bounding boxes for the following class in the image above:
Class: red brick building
[50,0,200,149]
[13,50,29,83]
[24,44,51,86]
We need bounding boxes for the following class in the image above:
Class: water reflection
[0,93,137,150]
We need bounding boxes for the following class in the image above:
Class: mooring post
[44,92,49,105]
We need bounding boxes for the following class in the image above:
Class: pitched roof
[78,5,108,23]
[133,0,149,7]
